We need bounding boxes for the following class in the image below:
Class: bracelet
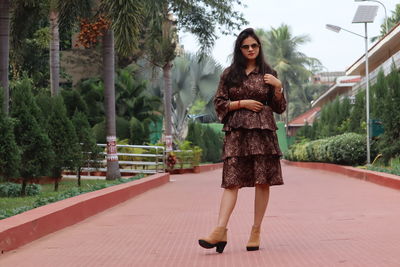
[238,100,241,109]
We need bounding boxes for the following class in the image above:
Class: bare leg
[253,184,270,227]
[217,187,239,228]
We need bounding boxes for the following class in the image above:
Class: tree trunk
[77,166,81,187]
[283,81,290,136]
[49,10,60,96]
[21,179,27,196]
[54,178,59,191]
[103,29,121,180]
[0,0,10,114]
[163,62,173,151]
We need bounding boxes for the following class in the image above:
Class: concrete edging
[0,173,170,253]
[167,162,223,174]
[282,160,400,190]
[193,163,223,173]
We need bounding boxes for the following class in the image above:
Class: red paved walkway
[1,163,400,266]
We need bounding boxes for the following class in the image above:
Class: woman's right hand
[242,100,264,112]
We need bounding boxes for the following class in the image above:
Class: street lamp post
[355,0,389,33]
[326,5,378,165]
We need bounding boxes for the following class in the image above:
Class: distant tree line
[295,65,400,163]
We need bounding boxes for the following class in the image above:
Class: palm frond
[100,0,144,57]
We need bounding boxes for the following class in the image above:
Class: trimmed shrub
[0,182,41,197]
[72,111,102,186]
[285,133,367,166]
[61,89,89,118]
[93,121,106,143]
[0,116,21,179]
[186,122,223,163]
[46,96,80,191]
[116,116,130,140]
[11,78,55,195]
[129,117,147,145]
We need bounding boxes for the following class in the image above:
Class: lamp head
[326,24,341,33]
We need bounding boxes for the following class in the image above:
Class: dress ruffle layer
[221,106,278,132]
[222,128,282,160]
[222,155,284,188]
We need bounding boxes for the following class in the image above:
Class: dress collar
[246,66,260,76]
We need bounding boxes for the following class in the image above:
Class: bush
[129,117,147,145]
[285,133,367,166]
[0,182,41,197]
[186,122,223,163]
[46,96,80,181]
[174,140,203,168]
[11,78,55,195]
[26,184,42,196]
[93,121,106,143]
[326,133,366,165]
[0,116,21,179]
[0,182,21,197]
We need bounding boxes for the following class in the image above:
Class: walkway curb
[167,163,223,174]
[193,162,223,173]
[282,160,400,190]
[0,173,170,253]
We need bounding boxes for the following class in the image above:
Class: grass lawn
[0,175,143,219]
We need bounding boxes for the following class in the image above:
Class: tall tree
[0,0,10,114]
[49,0,60,96]
[140,53,223,140]
[372,4,400,42]
[256,25,319,129]
[11,78,54,196]
[144,0,246,149]
[0,87,20,179]
[59,0,144,179]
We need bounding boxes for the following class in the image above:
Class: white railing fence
[63,144,166,178]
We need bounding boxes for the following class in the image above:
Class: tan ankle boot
[198,226,228,253]
[246,226,261,251]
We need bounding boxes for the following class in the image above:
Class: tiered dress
[214,68,287,188]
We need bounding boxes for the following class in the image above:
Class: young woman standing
[198,28,286,253]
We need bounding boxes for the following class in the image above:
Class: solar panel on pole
[352,5,378,23]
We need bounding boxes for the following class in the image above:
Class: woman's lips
[249,53,255,56]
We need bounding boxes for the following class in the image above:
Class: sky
[179,0,399,72]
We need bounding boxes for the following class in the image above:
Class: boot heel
[246,245,259,251]
[216,241,227,253]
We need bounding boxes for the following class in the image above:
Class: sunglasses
[240,43,260,50]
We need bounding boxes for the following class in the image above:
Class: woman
[198,28,286,253]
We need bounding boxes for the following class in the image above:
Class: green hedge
[0,183,41,197]
[284,133,367,166]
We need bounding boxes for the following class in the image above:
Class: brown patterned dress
[214,67,287,188]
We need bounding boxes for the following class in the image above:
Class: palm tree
[256,25,318,129]
[1,0,46,113]
[372,4,400,42]
[143,0,246,149]
[59,0,144,179]
[0,0,10,114]
[49,0,60,96]
[140,53,223,140]
[115,68,161,122]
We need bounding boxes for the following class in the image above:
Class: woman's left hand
[263,74,282,90]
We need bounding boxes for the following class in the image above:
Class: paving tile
[1,163,400,267]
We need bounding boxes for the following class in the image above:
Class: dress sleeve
[213,71,231,122]
[267,70,287,114]
[269,91,287,114]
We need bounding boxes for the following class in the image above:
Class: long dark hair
[225,28,275,88]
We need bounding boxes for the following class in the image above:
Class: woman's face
[240,36,260,61]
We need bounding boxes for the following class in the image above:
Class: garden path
[1,163,400,267]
